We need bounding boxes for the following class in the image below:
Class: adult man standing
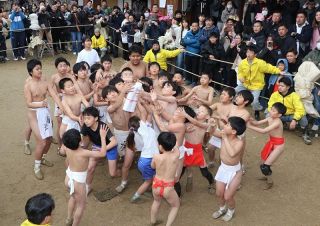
[10,2,26,60]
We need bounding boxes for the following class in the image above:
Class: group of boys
[23,44,288,226]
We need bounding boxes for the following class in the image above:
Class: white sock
[24,140,29,145]
[133,192,140,198]
[219,205,226,211]
[227,208,235,215]
[34,160,41,171]
[121,180,128,186]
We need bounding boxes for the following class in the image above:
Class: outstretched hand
[100,124,108,138]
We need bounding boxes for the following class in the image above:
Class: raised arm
[247,120,281,134]
[222,133,243,158]
[107,84,131,114]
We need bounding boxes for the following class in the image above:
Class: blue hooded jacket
[183,29,201,56]
[268,58,293,94]
[9,11,26,31]
[199,26,219,45]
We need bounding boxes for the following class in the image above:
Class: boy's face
[84,115,97,128]
[196,106,209,120]
[121,71,134,85]
[149,65,160,76]
[200,74,210,85]
[129,52,141,65]
[220,90,233,103]
[234,94,245,106]
[31,65,42,78]
[246,50,256,60]
[106,91,119,102]
[62,80,75,95]
[158,76,168,87]
[103,61,112,71]
[173,73,182,84]
[223,122,236,135]
[77,68,88,79]
[162,83,175,96]
[278,63,285,71]
[84,39,92,49]
[270,106,282,118]
[115,82,125,92]
[57,62,67,74]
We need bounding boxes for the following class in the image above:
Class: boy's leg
[131,179,153,202]
[207,144,216,168]
[107,159,119,177]
[72,182,87,226]
[56,116,62,148]
[116,148,135,193]
[264,144,285,166]
[212,181,227,219]
[67,195,76,224]
[150,192,162,225]
[86,158,98,193]
[164,189,180,226]
[24,123,32,155]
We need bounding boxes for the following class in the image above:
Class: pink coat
[310,27,320,50]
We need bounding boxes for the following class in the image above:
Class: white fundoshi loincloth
[66,167,88,195]
[62,115,81,131]
[30,103,53,139]
[215,161,241,190]
[113,128,129,157]
[96,105,112,124]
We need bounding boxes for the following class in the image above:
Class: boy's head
[277,59,286,72]
[172,72,183,84]
[157,132,177,153]
[109,76,125,92]
[59,77,75,94]
[270,102,287,118]
[235,90,254,107]
[158,72,169,87]
[278,77,292,94]
[55,57,69,74]
[101,55,112,71]
[200,73,211,86]
[220,87,236,103]
[162,81,182,97]
[128,45,143,65]
[25,193,55,225]
[121,67,134,85]
[246,45,258,60]
[27,59,42,77]
[83,36,92,49]
[140,76,153,92]
[102,85,119,102]
[82,106,100,127]
[73,62,88,79]
[196,105,212,120]
[62,129,81,150]
[224,116,246,136]
[173,105,196,123]
[148,62,160,76]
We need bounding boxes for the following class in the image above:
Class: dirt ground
[0,53,320,226]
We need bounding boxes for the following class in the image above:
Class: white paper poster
[159,0,166,8]
[167,4,173,18]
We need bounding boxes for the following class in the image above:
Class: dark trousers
[185,55,200,83]
[122,42,129,60]
[223,68,237,88]
[111,30,121,58]
[11,31,26,58]
[52,28,66,51]
[203,62,222,91]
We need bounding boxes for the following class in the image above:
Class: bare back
[66,148,90,172]
[153,151,179,181]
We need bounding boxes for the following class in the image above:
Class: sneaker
[302,134,312,145]
[212,208,227,219]
[130,194,141,203]
[20,56,26,60]
[13,57,18,61]
[41,158,54,167]
[34,168,44,180]
[24,143,32,155]
[222,210,235,222]
[115,183,127,193]
[65,218,73,226]
[5,57,10,61]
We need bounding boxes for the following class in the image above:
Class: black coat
[200,40,225,66]
[289,23,313,57]
[275,35,297,57]
[250,30,266,52]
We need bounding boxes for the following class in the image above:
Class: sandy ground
[0,53,320,226]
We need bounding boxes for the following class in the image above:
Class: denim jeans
[176,52,185,77]
[11,31,26,58]
[313,87,320,126]
[71,31,82,53]
[281,115,308,128]
[235,82,263,111]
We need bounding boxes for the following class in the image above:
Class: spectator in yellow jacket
[236,45,283,120]
[267,77,311,145]
[143,40,183,71]
[91,28,107,57]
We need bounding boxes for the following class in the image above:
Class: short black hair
[25,193,55,224]
[58,77,73,90]
[237,90,254,106]
[82,35,92,43]
[140,76,153,92]
[121,67,133,74]
[278,23,288,29]
[162,81,182,97]
[246,44,258,54]
[101,85,119,98]
[296,9,307,18]
[27,59,42,76]
[54,57,69,68]
[272,102,287,115]
[279,76,292,87]
[182,105,196,123]
[62,129,81,150]
[128,44,143,56]
[157,132,176,151]
[82,106,100,118]
[201,104,213,116]
[222,87,236,98]
[148,61,160,70]
[73,62,87,75]
[286,48,298,55]
[101,54,112,63]
[109,76,124,87]
[90,63,102,73]
[228,116,246,136]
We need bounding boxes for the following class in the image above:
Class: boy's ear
[231,129,237,135]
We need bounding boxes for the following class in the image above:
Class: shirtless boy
[96,55,117,82]
[211,116,246,222]
[73,62,95,102]
[63,125,110,226]
[58,78,89,145]
[153,73,169,95]
[119,45,148,81]
[24,59,64,180]
[247,102,286,189]
[172,72,190,99]
[207,87,235,168]
[178,73,214,109]
[147,62,160,83]
[151,132,180,226]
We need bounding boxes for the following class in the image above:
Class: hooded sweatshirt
[268,58,293,94]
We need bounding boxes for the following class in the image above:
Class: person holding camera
[69,5,82,54]
[108,6,124,58]
[50,4,67,54]
[9,2,27,60]
[38,4,53,52]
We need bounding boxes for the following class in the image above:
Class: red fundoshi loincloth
[183,141,205,167]
[261,136,285,161]
[152,177,175,197]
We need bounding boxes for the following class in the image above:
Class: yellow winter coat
[143,49,182,71]
[268,90,306,121]
[238,57,281,90]
[91,35,106,49]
